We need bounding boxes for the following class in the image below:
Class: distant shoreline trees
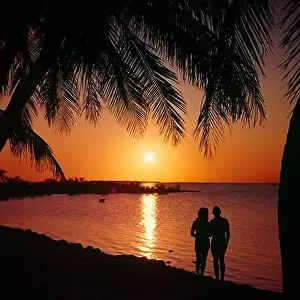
[0,170,184,200]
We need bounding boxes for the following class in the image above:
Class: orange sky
[0,35,292,183]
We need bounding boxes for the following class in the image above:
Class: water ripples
[0,183,281,292]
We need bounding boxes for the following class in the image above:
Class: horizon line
[27,179,279,185]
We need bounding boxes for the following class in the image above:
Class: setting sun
[144,152,154,162]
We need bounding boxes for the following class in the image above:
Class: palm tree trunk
[0,52,54,152]
[278,98,300,298]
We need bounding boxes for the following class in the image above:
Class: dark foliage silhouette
[0,172,185,200]
[278,1,300,297]
[0,110,65,179]
[0,0,271,162]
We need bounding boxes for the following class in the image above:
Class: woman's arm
[190,221,196,237]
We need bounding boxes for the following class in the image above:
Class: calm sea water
[0,183,282,292]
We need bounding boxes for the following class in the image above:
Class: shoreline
[1,225,283,299]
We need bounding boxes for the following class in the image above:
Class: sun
[144,152,154,162]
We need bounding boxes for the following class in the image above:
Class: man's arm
[225,219,230,248]
[190,221,196,237]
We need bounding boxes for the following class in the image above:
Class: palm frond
[280,0,300,102]
[122,0,271,154]
[0,109,65,180]
[70,15,186,143]
[100,21,149,138]
[0,0,273,158]
[115,20,186,144]
[192,0,271,157]
[80,72,104,126]
[194,60,265,158]
[21,91,40,127]
[219,0,274,73]
[35,64,80,134]
[0,1,42,96]
[194,94,228,158]
[124,0,216,85]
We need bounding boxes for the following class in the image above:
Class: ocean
[0,183,281,292]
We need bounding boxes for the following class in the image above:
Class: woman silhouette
[190,207,210,276]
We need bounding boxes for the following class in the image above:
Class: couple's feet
[214,277,225,281]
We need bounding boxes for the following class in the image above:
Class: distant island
[0,174,199,201]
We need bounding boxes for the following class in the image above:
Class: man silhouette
[210,206,230,281]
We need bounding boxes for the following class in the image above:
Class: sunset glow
[0,42,291,183]
[144,152,154,162]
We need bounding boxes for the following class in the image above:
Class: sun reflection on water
[138,194,157,258]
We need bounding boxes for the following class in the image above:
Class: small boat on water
[99,199,105,203]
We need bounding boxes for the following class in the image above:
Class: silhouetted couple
[190,206,230,280]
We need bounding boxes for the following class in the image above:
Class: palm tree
[0,0,189,177]
[0,0,272,180]
[0,109,65,180]
[0,0,188,151]
[0,0,272,151]
[277,0,300,297]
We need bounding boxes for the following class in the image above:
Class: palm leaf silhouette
[280,0,300,102]
[0,109,65,180]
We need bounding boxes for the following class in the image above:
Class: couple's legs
[196,251,208,276]
[212,253,225,280]
[200,251,208,276]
